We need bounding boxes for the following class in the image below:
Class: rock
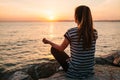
[3,51,120,80]
[95,51,120,66]
[25,61,60,80]
[6,62,120,80]
[94,65,120,80]
[39,65,120,80]
[113,51,120,65]
[0,67,5,79]
[39,71,67,80]
[39,71,96,80]
[8,71,33,80]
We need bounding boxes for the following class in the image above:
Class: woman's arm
[42,38,69,51]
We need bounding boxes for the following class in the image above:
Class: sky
[0,0,120,21]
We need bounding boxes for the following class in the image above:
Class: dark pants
[51,47,69,72]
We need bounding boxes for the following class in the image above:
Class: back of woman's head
[75,5,95,50]
[75,5,93,28]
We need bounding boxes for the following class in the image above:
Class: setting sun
[44,10,56,21]
[49,16,55,20]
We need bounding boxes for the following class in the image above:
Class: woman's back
[65,27,98,79]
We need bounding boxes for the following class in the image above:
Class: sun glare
[44,10,56,21]
[49,16,54,20]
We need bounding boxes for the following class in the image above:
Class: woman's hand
[42,37,69,51]
[42,38,50,44]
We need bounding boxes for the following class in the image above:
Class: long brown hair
[75,5,95,50]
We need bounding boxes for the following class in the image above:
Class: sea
[0,21,120,72]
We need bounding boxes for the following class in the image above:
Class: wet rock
[95,56,114,65]
[8,71,33,80]
[95,51,120,66]
[25,61,60,80]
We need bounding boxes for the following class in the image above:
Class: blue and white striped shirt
[64,27,98,79]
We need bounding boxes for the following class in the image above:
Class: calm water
[0,22,120,72]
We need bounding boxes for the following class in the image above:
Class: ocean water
[0,21,120,72]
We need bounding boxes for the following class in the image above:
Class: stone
[39,65,120,80]
[96,51,120,66]
[113,51,120,65]
[8,71,33,80]
[3,51,120,80]
[25,61,60,80]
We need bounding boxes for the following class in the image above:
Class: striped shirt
[64,27,98,79]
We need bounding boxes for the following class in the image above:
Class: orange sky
[0,0,120,21]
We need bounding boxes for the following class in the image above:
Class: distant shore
[0,20,120,22]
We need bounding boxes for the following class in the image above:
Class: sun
[49,16,54,20]
[44,10,56,21]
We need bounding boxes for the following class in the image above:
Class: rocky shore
[0,51,120,80]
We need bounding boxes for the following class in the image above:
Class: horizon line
[0,20,120,22]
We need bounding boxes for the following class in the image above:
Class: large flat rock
[39,65,120,80]
[2,51,120,80]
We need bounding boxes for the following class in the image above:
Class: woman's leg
[51,47,69,72]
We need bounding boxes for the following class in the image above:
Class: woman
[42,5,98,79]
